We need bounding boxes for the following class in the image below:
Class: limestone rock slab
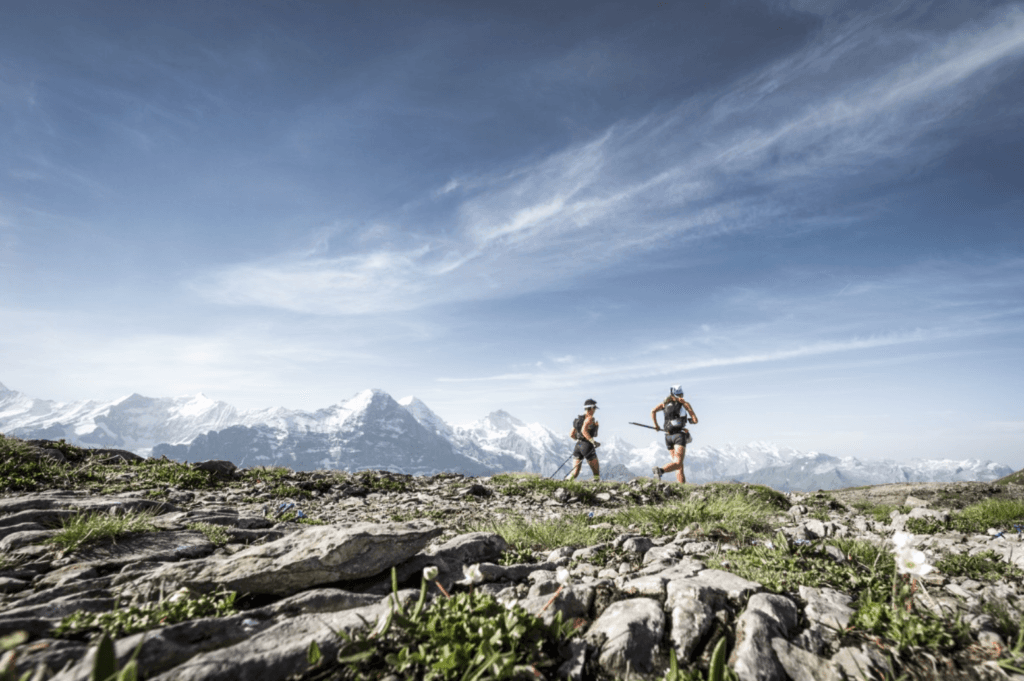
[150,522,442,596]
[730,593,798,681]
[584,597,665,679]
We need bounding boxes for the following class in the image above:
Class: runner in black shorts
[566,399,601,482]
[650,385,698,483]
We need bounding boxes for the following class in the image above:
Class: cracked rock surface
[2,440,1024,680]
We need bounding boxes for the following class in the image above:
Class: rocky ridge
[2,437,1024,680]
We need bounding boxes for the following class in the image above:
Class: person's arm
[582,415,596,443]
[682,400,698,424]
[650,403,664,430]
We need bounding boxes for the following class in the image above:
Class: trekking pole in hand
[549,454,575,480]
[629,422,659,430]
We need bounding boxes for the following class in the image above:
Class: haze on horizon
[1,0,1022,468]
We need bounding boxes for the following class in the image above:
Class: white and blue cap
[670,385,684,397]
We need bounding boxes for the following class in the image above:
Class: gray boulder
[148,522,443,596]
[584,597,665,679]
[730,593,799,681]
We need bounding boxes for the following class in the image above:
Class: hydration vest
[572,414,598,441]
[664,399,688,434]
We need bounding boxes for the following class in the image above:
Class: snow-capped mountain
[399,398,637,481]
[730,451,1014,492]
[0,381,239,455]
[0,380,1012,487]
[151,390,493,475]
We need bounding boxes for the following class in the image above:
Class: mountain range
[0,381,1012,489]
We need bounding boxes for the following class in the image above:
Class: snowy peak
[0,380,1013,488]
[477,410,526,431]
[398,396,452,437]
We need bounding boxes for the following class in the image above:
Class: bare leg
[587,457,600,479]
[661,446,686,483]
[567,458,583,480]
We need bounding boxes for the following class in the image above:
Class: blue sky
[2,0,1022,466]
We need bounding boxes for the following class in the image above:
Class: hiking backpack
[572,414,586,440]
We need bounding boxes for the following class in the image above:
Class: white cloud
[197,5,1024,315]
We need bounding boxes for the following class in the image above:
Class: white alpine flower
[497,595,517,611]
[556,567,571,586]
[423,566,439,581]
[167,587,191,603]
[892,531,914,550]
[462,563,484,585]
[896,548,934,577]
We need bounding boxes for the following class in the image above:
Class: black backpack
[572,414,586,440]
[664,400,688,433]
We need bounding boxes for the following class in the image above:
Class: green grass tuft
[935,551,1024,581]
[186,522,230,546]
[850,501,899,525]
[301,567,575,681]
[709,536,894,595]
[47,510,159,554]
[472,512,616,554]
[55,590,237,639]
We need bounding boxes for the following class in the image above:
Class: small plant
[498,547,539,566]
[851,501,899,525]
[84,629,145,681]
[0,436,100,492]
[47,510,159,554]
[302,566,575,680]
[611,488,778,543]
[278,512,325,525]
[935,551,1023,581]
[849,531,970,654]
[0,630,30,681]
[270,484,313,500]
[55,590,237,639]
[133,460,220,491]
[955,498,1024,533]
[996,613,1024,675]
[187,522,230,546]
[709,535,890,595]
[904,517,945,535]
[471,512,615,555]
[851,592,969,652]
[355,471,411,494]
[240,466,294,486]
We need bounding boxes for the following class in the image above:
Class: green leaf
[0,632,27,652]
[91,631,117,681]
[307,640,321,665]
[116,659,138,681]
[709,636,727,681]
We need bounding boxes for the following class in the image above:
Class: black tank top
[582,418,599,440]
[664,400,687,434]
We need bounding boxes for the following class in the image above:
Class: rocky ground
[2,436,1024,680]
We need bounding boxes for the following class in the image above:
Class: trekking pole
[629,422,658,430]
[549,454,575,480]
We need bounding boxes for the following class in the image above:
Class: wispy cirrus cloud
[439,254,1024,389]
[197,4,1024,315]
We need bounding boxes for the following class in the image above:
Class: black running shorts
[665,431,692,450]
[573,440,597,462]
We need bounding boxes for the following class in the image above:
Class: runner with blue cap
[650,385,698,483]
